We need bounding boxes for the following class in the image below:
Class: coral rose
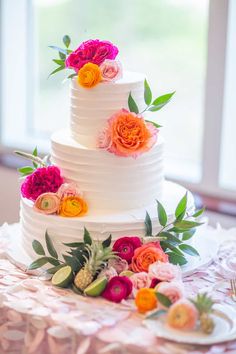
[102,276,132,303]
[65,39,119,71]
[148,261,182,283]
[78,62,102,88]
[155,281,184,309]
[98,109,158,158]
[135,288,157,313]
[131,242,168,273]
[112,236,142,263]
[34,192,60,215]
[100,59,122,82]
[167,299,199,330]
[59,196,88,217]
[21,166,64,201]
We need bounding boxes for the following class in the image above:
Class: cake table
[1,223,236,354]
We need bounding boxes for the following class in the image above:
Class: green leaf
[166,252,188,266]
[32,240,45,256]
[145,120,162,129]
[144,79,152,105]
[161,241,184,256]
[179,244,200,257]
[46,257,60,266]
[149,91,175,112]
[102,234,112,248]
[175,193,187,219]
[49,45,68,55]
[48,65,65,78]
[159,232,182,246]
[53,59,65,65]
[192,208,205,218]
[63,242,84,248]
[18,166,34,175]
[157,200,167,227]
[63,34,71,48]
[156,292,172,308]
[32,146,38,168]
[182,228,196,241]
[47,264,65,274]
[83,227,92,245]
[174,220,203,230]
[146,309,166,319]
[145,211,152,236]
[28,257,49,270]
[128,92,139,114]
[62,255,81,272]
[45,231,58,259]
[67,73,77,79]
[59,51,66,60]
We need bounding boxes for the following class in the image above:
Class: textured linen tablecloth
[1,223,236,354]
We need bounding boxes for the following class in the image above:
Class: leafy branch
[144,193,205,265]
[15,147,50,177]
[128,79,175,129]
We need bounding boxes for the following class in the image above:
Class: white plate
[144,304,236,345]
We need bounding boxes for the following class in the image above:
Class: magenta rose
[65,39,118,71]
[112,236,142,263]
[102,276,133,303]
[21,166,64,201]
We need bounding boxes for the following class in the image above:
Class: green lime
[119,270,134,277]
[52,265,73,288]
[84,276,108,297]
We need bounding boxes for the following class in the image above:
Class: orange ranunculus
[167,299,198,330]
[59,196,88,217]
[131,242,168,273]
[78,62,102,88]
[135,288,158,313]
[98,109,158,158]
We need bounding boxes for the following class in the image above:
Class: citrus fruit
[84,276,108,297]
[52,265,73,288]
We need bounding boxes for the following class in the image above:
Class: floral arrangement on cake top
[49,35,122,87]
[15,148,88,217]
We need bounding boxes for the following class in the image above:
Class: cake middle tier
[51,129,164,213]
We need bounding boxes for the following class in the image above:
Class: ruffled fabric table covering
[1,223,236,354]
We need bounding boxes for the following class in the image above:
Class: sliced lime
[84,276,108,297]
[52,265,73,288]
[119,270,134,277]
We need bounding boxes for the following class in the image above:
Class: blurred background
[0,0,235,226]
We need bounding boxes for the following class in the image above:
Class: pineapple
[74,241,116,291]
[191,293,215,334]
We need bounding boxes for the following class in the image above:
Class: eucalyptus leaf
[63,34,71,48]
[179,244,200,257]
[156,292,172,308]
[128,92,139,114]
[32,240,45,256]
[144,79,152,105]
[156,200,167,227]
[45,231,58,259]
[145,211,152,236]
[28,257,48,270]
[166,252,188,266]
[83,227,92,245]
[175,193,187,219]
[182,228,196,241]
[102,234,112,248]
[192,208,205,218]
[174,220,203,229]
[145,120,162,129]
[48,65,65,77]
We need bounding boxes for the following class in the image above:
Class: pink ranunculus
[34,192,60,215]
[108,258,129,274]
[98,266,118,281]
[100,59,122,82]
[156,281,184,309]
[57,182,81,199]
[112,236,142,263]
[102,276,133,303]
[21,166,64,201]
[130,272,152,296]
[148,261,182,283]
[65,39,119,72]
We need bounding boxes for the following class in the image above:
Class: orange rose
[131,242,168,273]
[59,196,88,217]
[78,62,102,88]
[135,288,157,313]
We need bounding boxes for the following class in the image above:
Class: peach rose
[100,59,122,82]
[167,299,199,330]
[155,281,184,309]
[148,261,182,282]
[130,272,152,296]
[98,109,158,158]
[78,62,102,88]
[34,193,60,215]
[131,242,168,273]
[59,196,88,217]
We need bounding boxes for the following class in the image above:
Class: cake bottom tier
[18,181,195,263]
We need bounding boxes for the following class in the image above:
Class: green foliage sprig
[128,79,175,129]
[144,193,205,266]
[15,147,50,177]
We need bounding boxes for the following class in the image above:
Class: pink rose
[102,276,133,303]
[21,166,64,201]
[57,182,81,199]
[100,59,122,82]
[130,272,151,296]
[156,281,184,309]
[98,266,118,281]
[65,39,118,72]
[97,127,112,150]
[148,262,182,283]
[108,258,128,274]
[112,236,142,263]
[34,192,60,215]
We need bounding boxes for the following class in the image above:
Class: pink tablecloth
[1,224,236,354]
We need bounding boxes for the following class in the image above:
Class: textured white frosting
[51,129,164,212]
[70,71,146,147]
[19,181,195,262]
